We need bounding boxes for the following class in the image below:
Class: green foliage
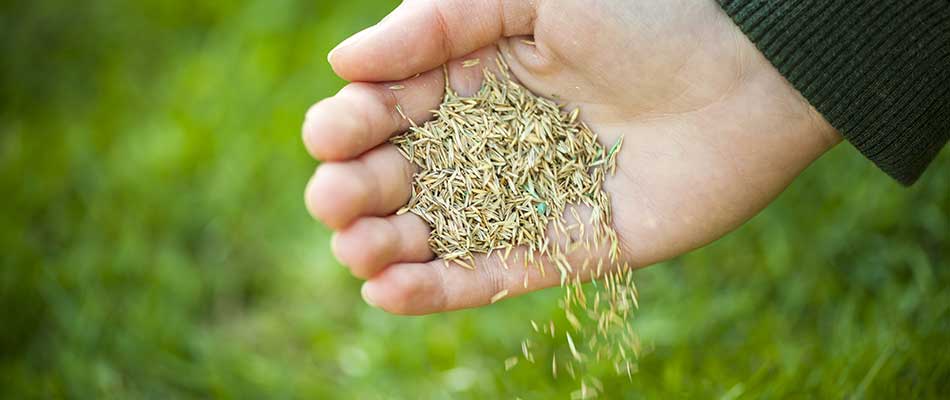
[1,1,948,398]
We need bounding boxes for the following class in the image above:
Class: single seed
[505,357,519,371]
[490,289,510,304]
[566,332,582,362]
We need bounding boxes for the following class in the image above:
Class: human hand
[303,0,841,315]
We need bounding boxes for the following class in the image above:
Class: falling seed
[505,357,519,371]
[566,332,582,362]
[490,289,510,304]
[389,84,405,90]
[462,58,481,68]
[566,309,582,331]
[521,340,535,363]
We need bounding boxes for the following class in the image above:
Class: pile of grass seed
[391,55,639,394]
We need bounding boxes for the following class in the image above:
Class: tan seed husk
[490,289,510,304]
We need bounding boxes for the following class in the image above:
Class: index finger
[328,0,536,82]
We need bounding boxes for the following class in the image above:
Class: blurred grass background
[1,0,948,398]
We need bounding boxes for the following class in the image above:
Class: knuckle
[352,158,383,213]
[366,148,414,210]
[349,83,401,137]
[504,37,562,76]
[429,1,455,59]
[331,163,370,201]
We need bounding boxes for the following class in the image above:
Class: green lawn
[2,1,948,398]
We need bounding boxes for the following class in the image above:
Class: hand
[302,0,840,315]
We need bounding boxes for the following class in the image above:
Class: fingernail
[328,25,375,63]
[361,282,378,308]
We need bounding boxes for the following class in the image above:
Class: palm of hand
[303,0,838,315]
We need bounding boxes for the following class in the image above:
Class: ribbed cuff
[717,0,950,185]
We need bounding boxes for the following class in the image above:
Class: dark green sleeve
[717,0,950,185]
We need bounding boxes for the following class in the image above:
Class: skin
[302,0,842,315]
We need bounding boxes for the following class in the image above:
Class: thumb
[328,0,536,82]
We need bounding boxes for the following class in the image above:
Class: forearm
[717,0,950,185]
